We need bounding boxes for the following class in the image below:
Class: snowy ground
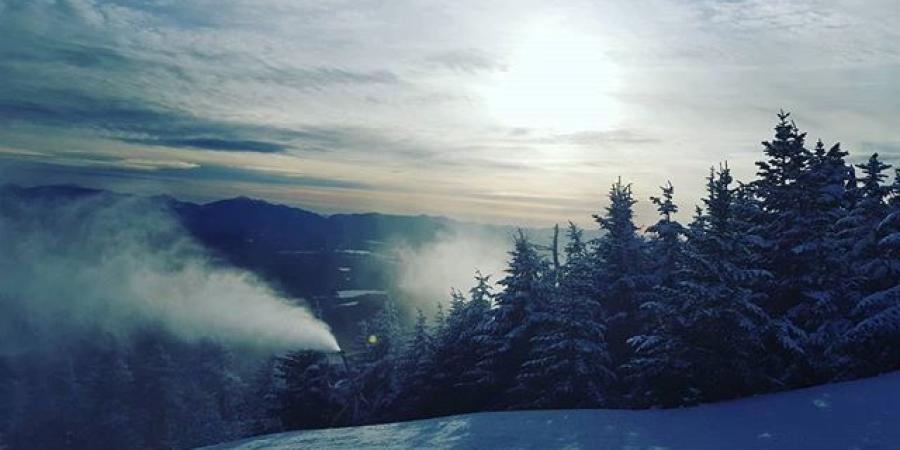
[201,372,900,449]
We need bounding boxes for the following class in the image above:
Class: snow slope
[201,372,900,449]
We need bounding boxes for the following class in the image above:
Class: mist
[392,226,516,313]
[0,193,338,353]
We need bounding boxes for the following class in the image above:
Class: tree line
[273,111,900,427]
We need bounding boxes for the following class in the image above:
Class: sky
[1,0,898,227]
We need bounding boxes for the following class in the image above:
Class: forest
[2,111,899,450]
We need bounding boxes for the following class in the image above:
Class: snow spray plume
[0,193,339,353]
[393,227,508,313]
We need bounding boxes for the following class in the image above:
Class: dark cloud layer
[0,157,368,191]
[121,138,290,153]
[0,0,402,156]
[0,94,299,153]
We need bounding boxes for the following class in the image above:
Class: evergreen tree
[513,223,615,408]
[244,358,283,435]
[470,232,552,408]
[275,351,344,430]
[789,141,856,379]
[840,154,900,376]
[361,299,403,363]
[593,178,648,371]
[77,339,138,450]
[353,299,404,421]
[181,342,246,447]
[627,169,784,406]
[434,302,447,337]
[646,181,686,284]
[130,336,184,450]
[395,309,437,418]
[751,112,815,316]
[748,113,859,383]
[436,273,495,414]
[754,110,812,215]
[834,155,894,297]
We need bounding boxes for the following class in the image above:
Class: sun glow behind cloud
[481,17,621,132]
[0,0,899,226]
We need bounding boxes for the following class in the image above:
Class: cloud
[858,142,900,165]
[264,67,402,90]
[0,157,369,192]
[175,165,370,189]
[0,93,305,154]
[548,129,662,147]
[0,0,898,226]
[423,49,505,74]
[64,157,201,172]
[116,159,201,170]
[122,137,290,153]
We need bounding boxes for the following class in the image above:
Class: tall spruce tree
[841,154,900,376]
[435,274,494,415]
[353,299,404,421]
[470,231,552,408]
[592,178,648,371]
[512,224,615,408]
[752,111,815,317]
[395,309,437,419]
[275,351,346,430]
[646,181,686,284]
[790,140,856,379]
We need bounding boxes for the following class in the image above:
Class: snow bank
[199,372,900,449]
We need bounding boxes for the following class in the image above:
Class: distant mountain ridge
[0,183,481,250]
[0,183,528,329]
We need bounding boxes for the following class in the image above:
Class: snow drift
[200,371,900,449]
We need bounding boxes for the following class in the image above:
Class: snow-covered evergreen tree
[244,357,283,435]
[646,181,686,284]
[754,111,812,215]
[840,154,900,376]
[395,309,437,419]
[744,113,864,383]
[627,169,784,406]
[132,336,189,450]
[77,339,138,450]
[275,351,345,430]
[751,112,816,315]
[786,140,856,379]
[592,178,648,370]
[353,299,404,421]
[360,299,403,363]
[512,223,615,408]
[433,273,494,415]
[470,231,552,408]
